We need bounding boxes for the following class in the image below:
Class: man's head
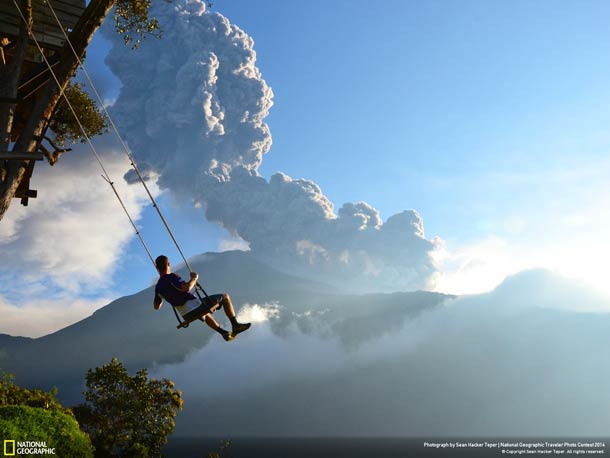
[155,255,170,275]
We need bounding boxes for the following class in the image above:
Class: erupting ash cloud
[103,0,439,292]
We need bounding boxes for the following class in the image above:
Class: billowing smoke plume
[103,0,439,291]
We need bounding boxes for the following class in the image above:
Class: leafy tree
[73,357,183,458]
[49,82,108,145]
[0,0,167,220]
[0,405,94,458]
[114,0,165,48]
[0,371,67,413]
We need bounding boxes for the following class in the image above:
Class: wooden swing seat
[176,301,222,329]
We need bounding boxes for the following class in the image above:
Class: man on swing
[153,255,251,341]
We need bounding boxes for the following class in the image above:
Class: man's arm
[179,272,199,292]
[153,295,163,310]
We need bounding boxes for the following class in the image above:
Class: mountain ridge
[0,250,451,405]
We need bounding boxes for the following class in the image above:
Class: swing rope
[12,0,207,326]
[43,0,209,297]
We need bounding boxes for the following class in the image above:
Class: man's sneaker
[232,322,251,336]
[221,331,234,342]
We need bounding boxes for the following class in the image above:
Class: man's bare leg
[203,313,234,341]
[220,293,251,335]
[220,293,237,321]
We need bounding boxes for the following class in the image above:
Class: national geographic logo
[3,440,55,456]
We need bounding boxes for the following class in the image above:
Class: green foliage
[114,0,169,48]
[74,358,183,458]
[0,405,94,458]
[49,82,107,146]
[0,371,67,413]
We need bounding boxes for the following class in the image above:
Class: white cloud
[151,303,354,398]
[0,294,109,338]
[151,301,432,404]
[434,222,610,305]
[236,302,280,323]
[1,147,151,290]
[218,236,250,252]
[432,236,530,295]
[428,150,610,298]
[0,138,155,336]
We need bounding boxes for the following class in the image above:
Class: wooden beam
[15,189,37,199]
[19,58,59,90]
[22,78,50,101]
[18,189,37,206]
[0,152,44,160]
[14,159,39,206]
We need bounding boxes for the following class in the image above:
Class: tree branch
[43,135,72,154]
[38,142,71,166]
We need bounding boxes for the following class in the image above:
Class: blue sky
[213,0,610,221]
[3,0,610,336]
[215,0,610,244]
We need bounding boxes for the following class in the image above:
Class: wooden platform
[0,0,86,51]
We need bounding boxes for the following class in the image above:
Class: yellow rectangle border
[3,440,16,456]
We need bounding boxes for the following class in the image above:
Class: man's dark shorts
[182,293,225,322]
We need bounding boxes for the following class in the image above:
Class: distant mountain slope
[0,251,451,405]
[162,269,610,438]
[5,261,605,437]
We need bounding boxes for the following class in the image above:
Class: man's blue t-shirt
[155,273,196,307]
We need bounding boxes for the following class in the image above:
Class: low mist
[151,269,610,437]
